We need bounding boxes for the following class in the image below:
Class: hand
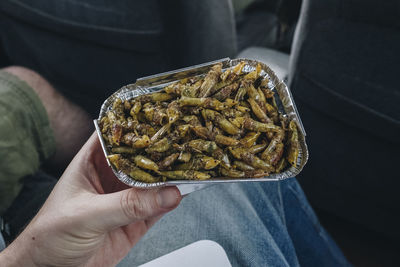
[0,133,182,266]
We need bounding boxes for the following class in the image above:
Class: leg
[2,67,93,174]
[119,181,298,267]
[119,179,350,267]
[281,179,351,267]
[0,69,55,214]
[0,67,91,242]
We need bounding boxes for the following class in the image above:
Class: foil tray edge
[96,58,308,188]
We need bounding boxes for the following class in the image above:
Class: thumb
[90,186,181,230]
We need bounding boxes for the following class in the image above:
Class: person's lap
[0,78,350,265]
[119,180,349,267]
[0,3,348,266]
[0,27,350,267]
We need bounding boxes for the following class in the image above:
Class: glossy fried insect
[100,61,301,183]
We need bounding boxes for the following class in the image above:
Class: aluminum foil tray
[94,58,308,190]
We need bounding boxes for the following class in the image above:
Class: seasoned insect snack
[99,61,301,183]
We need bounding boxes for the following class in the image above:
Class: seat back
[288,0,400,238]
[0,0,236,116]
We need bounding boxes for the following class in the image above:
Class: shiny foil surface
[95,58,308,188]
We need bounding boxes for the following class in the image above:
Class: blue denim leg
[280,179,351,267]
[0,230,5,252]
[119,181,288,266]
[118,179,350,267]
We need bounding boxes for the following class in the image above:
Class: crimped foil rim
[95,58,308,188]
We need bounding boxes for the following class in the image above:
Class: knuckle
[121,190,158,220]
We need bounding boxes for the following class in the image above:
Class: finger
[90,186,181,230]
[121,214,165,245]
[64,131,101,174]
[72,131,106,167]
[77,131,99,154]
[80,132,131,193]
[87,131,104,154]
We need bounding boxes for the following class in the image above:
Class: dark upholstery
[289,0,400,238]
[0,0,236,116]
[235,8,279,51]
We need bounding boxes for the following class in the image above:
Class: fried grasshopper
[100,61,300,183]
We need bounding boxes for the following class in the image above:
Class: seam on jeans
[286,182,321,233]
[239,184,294,267]
[275,183,301,267]
[286,182,348,265]
[277,181,287,227]
[4,0,162,35]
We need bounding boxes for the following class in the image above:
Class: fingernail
[157,187,179,209]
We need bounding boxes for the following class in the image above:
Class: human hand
[0,133,181,266]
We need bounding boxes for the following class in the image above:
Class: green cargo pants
[0,70,55,214]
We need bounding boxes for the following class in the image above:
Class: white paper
[140,240,232,267]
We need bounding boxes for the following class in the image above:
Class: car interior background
[0,0,399,266]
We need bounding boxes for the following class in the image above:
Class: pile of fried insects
[99,61,300,183]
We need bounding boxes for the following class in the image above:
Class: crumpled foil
[94,58,308,189]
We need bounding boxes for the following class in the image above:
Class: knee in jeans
[1,66,56,98]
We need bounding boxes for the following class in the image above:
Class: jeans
[0,218,5,252]
[119,179,350,267]
[0,232,5,252]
